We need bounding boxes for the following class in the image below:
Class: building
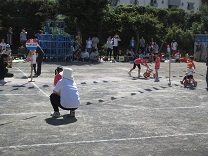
[111,0,201,12]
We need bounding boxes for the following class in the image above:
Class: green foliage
[165,26,194,54]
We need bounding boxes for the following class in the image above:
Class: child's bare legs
[138,69,141,77]
[155,69,158,78]
[154,69,159,81]
[180,76,187,84]
[7,56,12,68]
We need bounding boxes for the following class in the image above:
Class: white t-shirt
[80,51,89,58]
[171,42,178,50]
[112,38,120,46]
[90,52,97,60]
[0,42,7,52]
[86,40,92,48]
[92,37,99,48]
[54,78,80,108]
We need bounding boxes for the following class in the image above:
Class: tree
[58,0,109,44]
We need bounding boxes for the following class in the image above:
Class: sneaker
[138,75,141,78]
[154,78,160,82]
[69,110,75,117]
[128,72,131,77]
[50,112,61,117]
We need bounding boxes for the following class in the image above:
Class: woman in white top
[50,68,80,118]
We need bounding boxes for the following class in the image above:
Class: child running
[54,66,63,86]
[128,56,150,78]
[154,53,161,82]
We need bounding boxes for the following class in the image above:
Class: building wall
[112,0,201,12]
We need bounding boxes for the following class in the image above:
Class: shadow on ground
[45,115,77,126]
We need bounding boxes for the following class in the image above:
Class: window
[181,3,184,6]
[162,1,164,4]
[130,0,139,5]
[150,0,158,7]
[187,2,194,10]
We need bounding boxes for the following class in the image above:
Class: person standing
[129,37,136,51]
[139,37,145,52]
[206,52,208,90]
[91,35,99,49]
[112,33,121,60]
[7,27,13,50]
[171,40,178,57]
[195,41,202,62]
[20,28,27,48]
[106,36,113,60]
[50,68,80,117]
[35,44,45,76]
[86,37,92,53]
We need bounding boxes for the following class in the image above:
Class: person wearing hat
[50,68,80,117]
[0,54,14,82]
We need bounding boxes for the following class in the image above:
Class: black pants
[206,68,208,88]
[113,46,118,59]
[50,93,77,112]
[36,58,43,75]
[107,48,112,59]
[0,68,13,80]
[33,64,37,74]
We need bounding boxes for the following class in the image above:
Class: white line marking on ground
[0,132,208,149]
[14,67,49,97]
[0,94,38,96]
[0,105,207,116]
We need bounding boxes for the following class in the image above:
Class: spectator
[128,49,135,61]
[91,35,99,49]
[139,37,146,52]
[0,54,14,83]
[50,68,80,118]
[153,42,159,54]
[90,49,99,62]
[106,36,113,60]
[86,37,92,53]
[35,44,45,76]
[206,52,208,90]
[6,27,13,49]
[171,40,178,57]
[20,28,27,48]
[5,44,12,68]
[79,48,89,62]
[112,33,121,60]
[0,38,7,53]
[195,41,202,61]
[129,37,136,51]
[175,51,181,63]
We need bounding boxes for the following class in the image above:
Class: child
[5,44,12,68]
[50,68,80,117]
[54,66,63,86]
[154,53,161,82]
[0,54,14,82]
[180,56,195,84]
[27,50,37,77]
[128,57,150,78]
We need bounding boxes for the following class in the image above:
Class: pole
[29,63,33,82]
[167,45,171,85]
